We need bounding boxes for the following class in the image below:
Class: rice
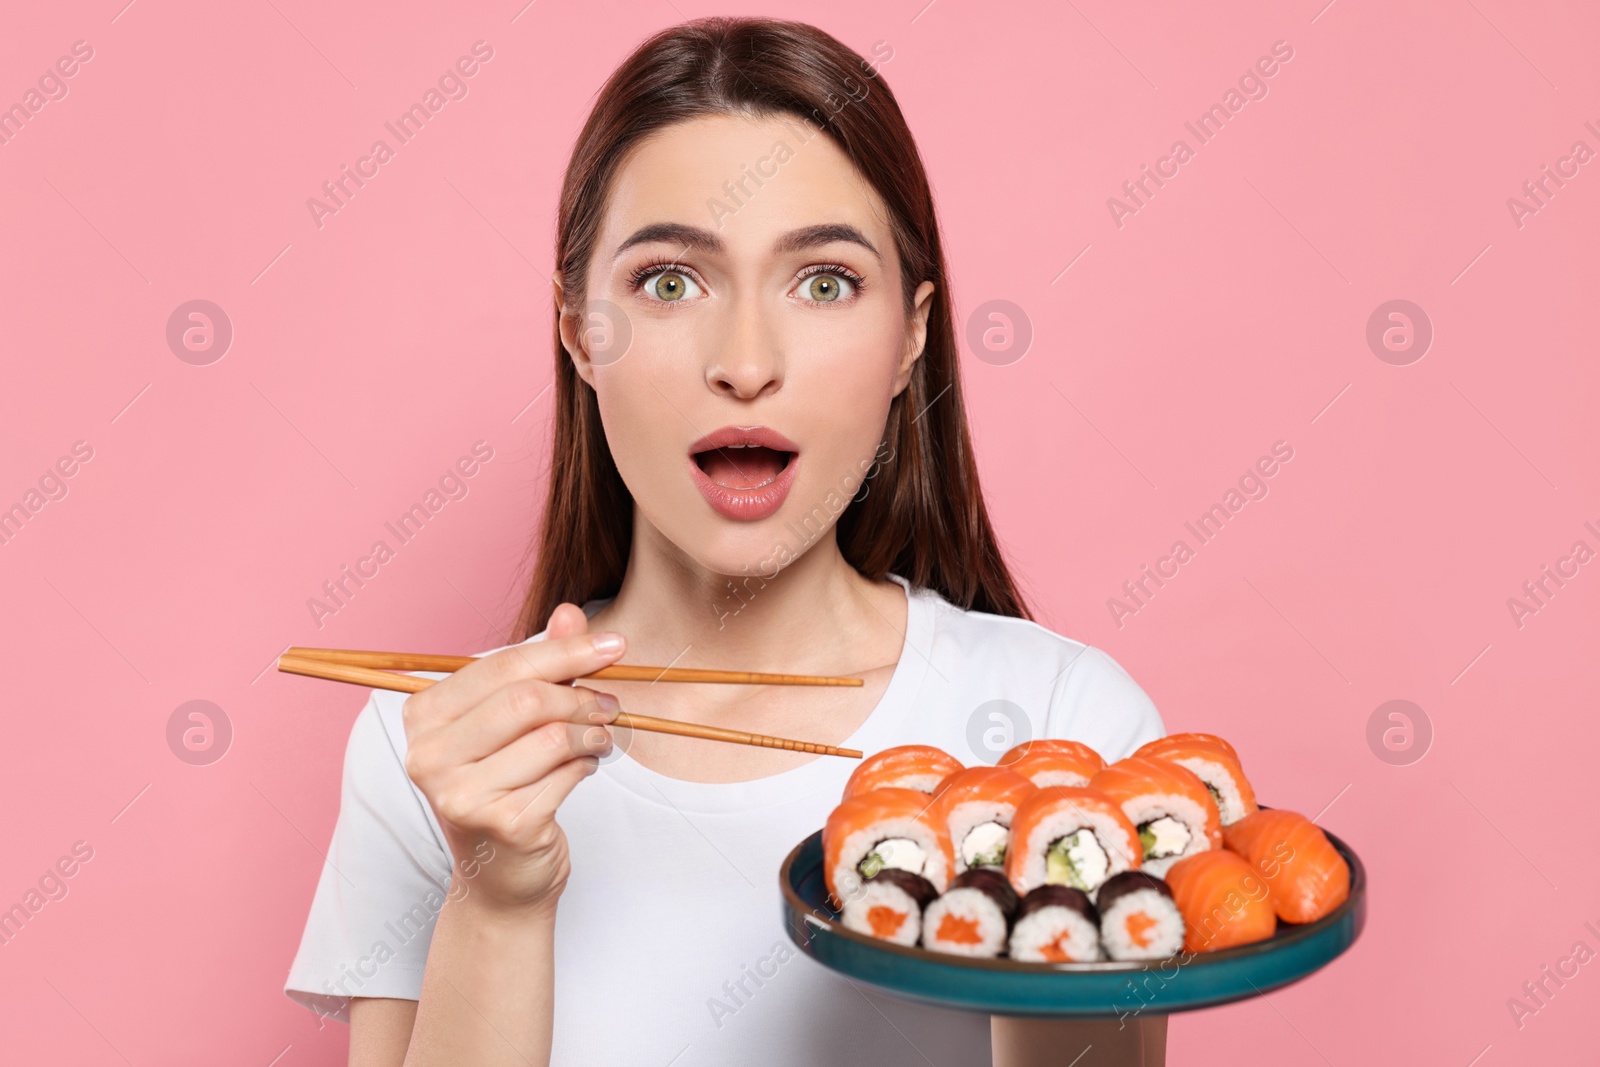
[1162,755,1250,825]
[920,869,1018,958]
[1008,886,1103,962]
[1011,806,1139,895]
[839,869,938,945]
[829,814,952,904]
[1097,871,1184,961]
[1118,791,1214,877]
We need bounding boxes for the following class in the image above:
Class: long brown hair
[516,16,1031,639]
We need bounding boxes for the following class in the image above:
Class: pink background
[2,0,1595,1063]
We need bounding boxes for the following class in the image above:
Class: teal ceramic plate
[779,828,1365,1018]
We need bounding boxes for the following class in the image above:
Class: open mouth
[686,426,801,521]
[692,444,795,490]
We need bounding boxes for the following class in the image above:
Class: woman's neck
[584,514,908,679]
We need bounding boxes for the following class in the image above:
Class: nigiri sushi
[1164,849,1277,952]
[921,868,1019,958]
[1223,809,1350,924]
[1090,756,1222,877]
[1135,734,1258,826]
[929,766,1037,875]
[1096,871,1185,961]
[1005,786,1141,898]
[997,738,1106,788]
[1009,885,1102,962]
[824,787,954,913]
[842,745,964,801]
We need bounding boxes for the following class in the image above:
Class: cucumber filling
[1137,816,1192,859]
[858,837,927,879]
[960,821,1010,868]
[1044,829,1109,891]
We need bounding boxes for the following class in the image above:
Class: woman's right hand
[400,604,625,917]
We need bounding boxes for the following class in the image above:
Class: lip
[687,424,801,522]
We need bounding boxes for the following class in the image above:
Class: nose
[705,295,784,400]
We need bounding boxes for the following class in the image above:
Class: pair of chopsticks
[278,647,864,759]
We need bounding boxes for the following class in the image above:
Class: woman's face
[565,113,935,579]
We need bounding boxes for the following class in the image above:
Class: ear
[891,280,937,397]
[554,273,599,388]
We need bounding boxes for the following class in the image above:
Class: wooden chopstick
[277,654,863,759]
[282,646,865,688]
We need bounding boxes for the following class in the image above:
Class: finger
[544,602,591,641]
[499,755,601,832]
[419,679,617,769]
[406,620,626,730]
[471,708,614,794]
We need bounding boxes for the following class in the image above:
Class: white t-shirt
[284,575,1165,1065]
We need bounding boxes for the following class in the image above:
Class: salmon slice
[1135,734,1258,825]
[1223,809,1350,924]
[998,739,1106,787]
[843,745,964,801]
[1164,849,1277,952]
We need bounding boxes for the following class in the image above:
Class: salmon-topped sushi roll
[997,739,1106,788]
[1090,756,1222,877]
[929,766,1037,875]
[842,745,964,801]
[1223,809,1350,924]
[824,787,954,917]
[1005,787,1141,898]
[1135,734,1258,826]
[1164,849,1277,952]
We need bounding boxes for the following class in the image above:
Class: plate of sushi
[779,734,1365,1017]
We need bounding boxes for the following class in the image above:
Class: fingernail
[593,691,621,717]
[592,632,625,655]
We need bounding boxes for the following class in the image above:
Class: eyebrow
[612,222,880,262]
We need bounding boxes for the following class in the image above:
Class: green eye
[806,275,841,302]
[653,273,689,301]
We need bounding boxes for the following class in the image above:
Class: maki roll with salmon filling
[1223,809,1350,924]
[1135,734,1259,826]
[930,766,1037,875]
[824,787,954,908]
[1097,871,1185,961]
[1164,849,1277,952]
[1005,787,1142,898]
[1008,885,1103,962]
[921,868,1019,957]
[840,869,939,946]
[998,738,1106,788]
[842,745,964,801]
[1090,756,1222,877]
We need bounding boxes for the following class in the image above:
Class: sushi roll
[1096,871,1185,961]
[1090,756,1222,877]
[997,738,1106,788]
[1223,809,1350,924]
[1135,734,1259,826]
[1005,787,1142,898]
[920,868,1018,957]
[1008,885,1103,962]
[823,787,954,908]
[929,766,1037,875]
[842,745,964,801]
[839,868,939,946]
[1164,849,1278,952]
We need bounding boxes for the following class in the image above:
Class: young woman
[286,17,1167,1066]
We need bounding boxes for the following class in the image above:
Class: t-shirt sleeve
[1043,645,1166,762]
[283,690,454,1024]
